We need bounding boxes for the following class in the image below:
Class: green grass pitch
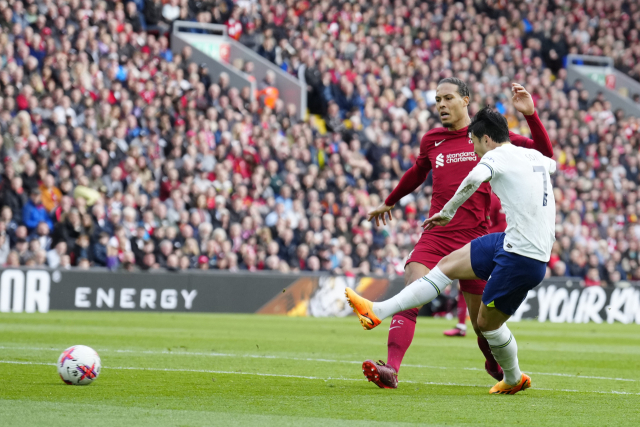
[1,312,640,426]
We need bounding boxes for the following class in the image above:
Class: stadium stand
[1,0,640,288]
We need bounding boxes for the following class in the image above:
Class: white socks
[372,267,453,320]
[482,323,522,386]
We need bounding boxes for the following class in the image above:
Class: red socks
[457,293,467,326]
[477,336,500,371]
[386,308,419,373]
[385,305,499,375]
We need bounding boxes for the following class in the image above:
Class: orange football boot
[345,288,381,330]
[490,373,531,395]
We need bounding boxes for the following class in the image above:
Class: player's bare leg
[478,304,531,395]
[435,244,477,278]
[462,292,504,381]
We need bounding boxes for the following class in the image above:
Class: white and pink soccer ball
[57,345,101,385]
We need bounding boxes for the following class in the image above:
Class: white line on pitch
[0,345,636,383]
[1,359,639,397]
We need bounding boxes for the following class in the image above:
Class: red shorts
[406,228,487,295]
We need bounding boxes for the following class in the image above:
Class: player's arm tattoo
[457,182,477,199]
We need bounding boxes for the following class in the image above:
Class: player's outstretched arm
[510,83,553,157]
[369,163,430,227]
[367,202,394,226]
[422,163,492,230]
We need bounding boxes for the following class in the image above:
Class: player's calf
[481,323,522,387]
[464,291,503,381]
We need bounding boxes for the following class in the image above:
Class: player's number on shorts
[533,166,548,206]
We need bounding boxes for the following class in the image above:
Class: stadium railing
[566,54,640,117]
[171,22,257,103]
[172,21,307,120]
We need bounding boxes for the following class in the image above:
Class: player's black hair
[468,107,510,143]
[437,77,470,98]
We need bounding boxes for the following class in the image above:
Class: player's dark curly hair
[437,77,470,98]
[468,107,510,143]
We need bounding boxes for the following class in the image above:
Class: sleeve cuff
[479,162,494,179]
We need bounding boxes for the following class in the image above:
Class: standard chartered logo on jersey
[435,152,477,168]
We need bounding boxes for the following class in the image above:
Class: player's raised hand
[511,83,535,116]
[422,212,451,230]
[367,203,394,227]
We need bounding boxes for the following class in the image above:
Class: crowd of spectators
[1,0,640,287]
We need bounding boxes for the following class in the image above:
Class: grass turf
[1,312,640,426]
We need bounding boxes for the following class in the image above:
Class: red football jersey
[415,126,492,231]
[489,191,507,233]
[385,112,552,233]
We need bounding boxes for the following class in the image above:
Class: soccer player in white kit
[346,108,556,395]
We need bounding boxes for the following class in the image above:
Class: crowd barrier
[1,269,639,324]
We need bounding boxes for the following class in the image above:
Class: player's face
[435,83,469,129]
[470,133,488,157]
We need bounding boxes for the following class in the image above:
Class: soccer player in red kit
[362,79,553,389]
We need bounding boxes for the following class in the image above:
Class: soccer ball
[57,345,101,385]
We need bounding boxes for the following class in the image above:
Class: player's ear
[463,96,469,107]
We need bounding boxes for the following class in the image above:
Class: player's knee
[476,315,490,332]
[437,255,454,277]
[404,264,428,286]
[404,274,416,287]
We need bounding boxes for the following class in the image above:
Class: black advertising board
[1,269,639,324]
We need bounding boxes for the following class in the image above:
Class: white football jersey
[479,144,556,262]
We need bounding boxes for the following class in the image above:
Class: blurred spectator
[144,0,166,31]
[162,0,180,23]
[257,38,276,63]
[22,190,53,232]
[91,233,110,267]
[0,234,9,265]
[40,174,62,213]
[3,177,27,224]
[31,222,52,252]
